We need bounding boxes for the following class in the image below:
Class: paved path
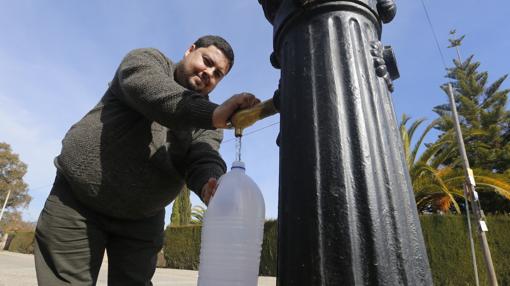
[0,251,276,286]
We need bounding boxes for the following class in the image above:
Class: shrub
[259,220,277,276]
[163,225,202,270]
[8,231,35,254]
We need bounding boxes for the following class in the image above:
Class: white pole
[447,83,498,286]
[0,190,11,223]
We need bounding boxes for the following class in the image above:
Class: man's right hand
[212,92,260,128]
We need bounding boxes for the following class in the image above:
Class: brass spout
[230,99,278,137]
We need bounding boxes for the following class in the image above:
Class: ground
[0,251,276,286]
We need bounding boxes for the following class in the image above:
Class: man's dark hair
[194,35,234,71]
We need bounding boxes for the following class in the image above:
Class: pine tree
[432,33,510,213]
[433,34,510,173]
[170,186,191,226]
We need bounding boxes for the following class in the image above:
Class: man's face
[178,44,230,95]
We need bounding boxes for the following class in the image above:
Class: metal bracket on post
[479,220,489,232]
[370,41,399,92]
[467,168,476,187]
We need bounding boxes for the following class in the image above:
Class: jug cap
[231,161,246,170]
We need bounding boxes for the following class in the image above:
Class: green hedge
[8,231,35,254]
[259,220,277,276]
[7,215,508,284]
[164,225,202,270]
[163,216,510,284]
[421,215,510,286]
[163,220,278,276]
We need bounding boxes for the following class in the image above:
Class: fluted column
[259,0,433,285]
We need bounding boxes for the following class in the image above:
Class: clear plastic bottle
[198,161,266,286]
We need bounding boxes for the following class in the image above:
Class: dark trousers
[34,173,165,286]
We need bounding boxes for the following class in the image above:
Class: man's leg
[34,173,107,286]
[105,211,165,286]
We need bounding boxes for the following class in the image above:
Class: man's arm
[113,48,218,130]
[113,48,260,130]
[184,128,227,205]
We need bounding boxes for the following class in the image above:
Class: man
[34,35,259,285]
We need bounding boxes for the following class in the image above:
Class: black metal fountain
[257,0,434,285]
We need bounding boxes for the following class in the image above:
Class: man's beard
[186,74,208,95]
[187,76,202,92]
[175,62,207,94]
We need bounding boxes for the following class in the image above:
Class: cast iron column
[259,0,434,285]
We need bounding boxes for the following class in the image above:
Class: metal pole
[452,44,480,286]
[446,83,498,286]
[454,46,462,64]
[259,0,433,284]
[463,184,480,286]
[0,190,12,223]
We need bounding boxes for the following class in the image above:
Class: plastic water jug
[198,161,265,286]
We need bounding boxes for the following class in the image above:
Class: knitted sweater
[56,48,227,219]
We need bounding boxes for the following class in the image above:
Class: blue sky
[1,1,508,224]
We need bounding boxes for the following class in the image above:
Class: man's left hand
[201,177,219,206]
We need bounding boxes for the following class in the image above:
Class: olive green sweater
[56,48,227,219]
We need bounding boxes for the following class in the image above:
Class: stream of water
[235,136,242,162]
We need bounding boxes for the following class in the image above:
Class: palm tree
[399,114,440,169]
[399,114,459,212]
[190,205,206,224]
[399,114,510,213]
[412,166,510,213]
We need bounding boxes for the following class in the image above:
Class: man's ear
[184,44,196,57]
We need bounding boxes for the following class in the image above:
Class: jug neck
[231,161,246,172]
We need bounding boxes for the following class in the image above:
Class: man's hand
[201,177,219,206]
[212,92,260,128]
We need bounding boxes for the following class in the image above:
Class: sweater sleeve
[112,48,218,130]
[185,128,227,202]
